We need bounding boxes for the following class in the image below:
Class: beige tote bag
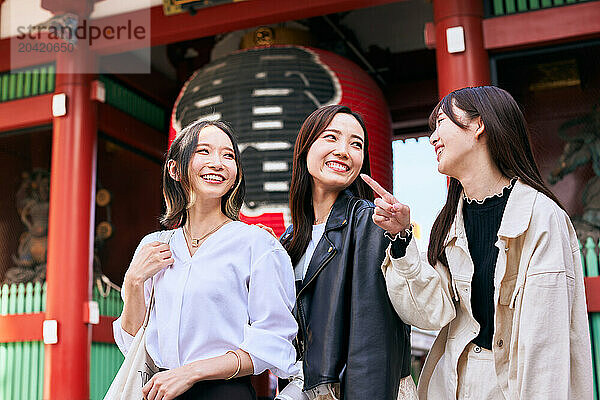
[104,230,175,400]
[103,285,157,400]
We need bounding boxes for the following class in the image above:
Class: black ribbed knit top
[463,181,514,349]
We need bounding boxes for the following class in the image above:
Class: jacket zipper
[296,299,306,356]
[296,250,336,358]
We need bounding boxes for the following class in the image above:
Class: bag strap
[141,229,176,329]
[142,282,155,329]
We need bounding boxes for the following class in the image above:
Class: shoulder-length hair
[283,104,374,265]
[160,120,246,228]
[427,86,564,268]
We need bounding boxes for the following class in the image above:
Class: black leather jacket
[281,190,411,400]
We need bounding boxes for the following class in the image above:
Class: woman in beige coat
[362,86,592,399]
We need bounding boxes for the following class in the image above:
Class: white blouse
[113,222,299,378]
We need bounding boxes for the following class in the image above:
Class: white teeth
[202,174,224,182]
[326,161,349,172]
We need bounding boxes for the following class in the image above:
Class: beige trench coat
[382,180,593,399]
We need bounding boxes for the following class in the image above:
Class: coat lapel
[496,179,536,239]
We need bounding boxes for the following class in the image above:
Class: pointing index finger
[360,174,396,203]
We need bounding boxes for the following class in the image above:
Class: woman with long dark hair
[362,86,592,399]
[277,105,416,400]
[113,120,298,400]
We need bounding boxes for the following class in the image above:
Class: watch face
[173,46,341,213]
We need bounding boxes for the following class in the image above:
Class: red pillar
[433,0,491,98]
[44,46,97,399]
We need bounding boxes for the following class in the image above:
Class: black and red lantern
[171,45,392,235]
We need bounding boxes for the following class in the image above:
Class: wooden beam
[0,94,53,131]
[0,96,166,161]
[483,2,600,51]
[0,312,116,343]
[586,276,600,313]
[95,0,404,53]
[91,315,118,343]
[0,312,45,343]
[109,72,177,108]
[0,0,403,72]
[97,102,167,161]
[100,52,178,108]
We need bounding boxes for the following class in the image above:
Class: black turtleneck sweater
[389,182,514,349]
[463,183,513,349]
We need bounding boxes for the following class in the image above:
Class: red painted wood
[44,48,96,400]
[433,0,490,98]
[0,313,116,344]
[91,315,118,343]
[483,2,600,51]
[0,94,53,131]
[0,35,55,72]
[98,0,404,53]
[41,0,94,15]
[0,312,45,343]
[0,96,165,161]
[97,102,167,161]
[0,0,404,72]
[585,276,600,313]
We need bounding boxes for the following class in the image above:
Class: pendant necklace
[185,219,229,247]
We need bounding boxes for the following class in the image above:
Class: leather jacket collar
[287,189,355,297]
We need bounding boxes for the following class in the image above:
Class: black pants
[175,376,256,400]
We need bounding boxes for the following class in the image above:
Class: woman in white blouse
[113,120,298,400]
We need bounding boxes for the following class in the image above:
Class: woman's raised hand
[124,242,174,286]
[360,174,411,236]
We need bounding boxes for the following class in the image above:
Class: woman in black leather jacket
[278,105,416,400]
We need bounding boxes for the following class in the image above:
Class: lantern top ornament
[240,27,314,49]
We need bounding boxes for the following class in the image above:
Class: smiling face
[187,125,238,201]
[429,104,479,179]
[306,113,365,194]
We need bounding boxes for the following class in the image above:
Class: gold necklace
[184,219,230,247]
[315,216,327,224]
[314,204,334,225]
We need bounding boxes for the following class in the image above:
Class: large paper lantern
[171,45,392,235]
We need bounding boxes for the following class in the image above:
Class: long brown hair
[283,104,374,265]
[160,120,246,228]
[427,86,564,268]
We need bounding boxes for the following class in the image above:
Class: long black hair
[160,120,246,228]
[428,86,564,268]
[283,105,374,265]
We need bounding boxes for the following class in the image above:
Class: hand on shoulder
[124,239,174,287]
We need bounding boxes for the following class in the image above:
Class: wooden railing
[0,281,124,400]
[484,0,596,17]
